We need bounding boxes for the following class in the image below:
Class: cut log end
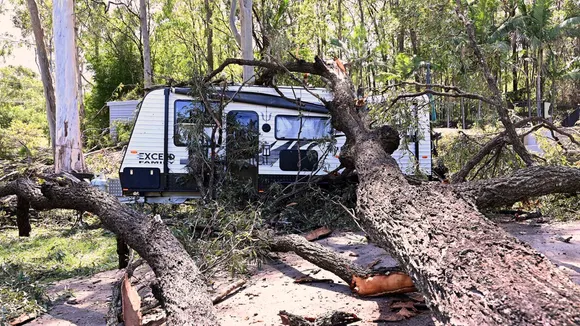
[351,272,416,297]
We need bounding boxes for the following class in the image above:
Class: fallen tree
[268,233,416,296]
[207,54,580,325]
[0,176,218,325]
[454,165,580,209]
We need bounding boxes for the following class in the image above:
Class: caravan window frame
[173,99,218,147]
[274,115,332,141]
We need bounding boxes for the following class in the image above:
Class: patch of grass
[0,225,117,322]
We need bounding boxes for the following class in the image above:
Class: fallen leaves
[372,298,426,323]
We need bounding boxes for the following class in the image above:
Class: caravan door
[226,110,259,185]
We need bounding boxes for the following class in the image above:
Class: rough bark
[140,0,153,88]
[0,177,218,325]
[26,0,56,154]
[205,56,580,325]
[454,165,580,209]
[269,234,416,296]
[269,234,369,283]
[53,0,87,173]
[354,141,580,325]
[117,237,130,269]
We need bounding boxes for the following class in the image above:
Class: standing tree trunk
[26,0,56,155]
[140,0,153,88]
[536,44,543,117]
[204,0,214,71]
[53,0,87,173]
[229,0,253,82]
[524,40,532,117]
[239,0,253,82]
[397,28,404,53]
[511,31,518,94]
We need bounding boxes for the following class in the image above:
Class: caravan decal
[260,112,272,122]
[135,152,175,165]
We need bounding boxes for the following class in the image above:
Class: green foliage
[0,66,49,160]
[0,224,117,322]
[171,202,267,276]
[437,130,525,180]
[81,3,143,150]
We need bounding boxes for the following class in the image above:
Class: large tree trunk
[204,52,580,324]
[140,0,153,88]
[53,0,87,173]
[324,59,580,324]
[295,58,580,324]
[353,140,580,325]
[26,0,56,154]
[0,177,218,325]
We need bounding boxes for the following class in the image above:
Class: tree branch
[203,58,330,84]
[454,165,580,209]
[388,89,496,108]
[0,177,218,325]
[451,117,578,183]
[455,1,534,167]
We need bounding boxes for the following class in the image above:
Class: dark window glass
[275,116,331,140]
[174,100,217,146]
[227,111,259,160]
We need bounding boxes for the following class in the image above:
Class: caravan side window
[174,100,216,146]
[275,115,331,140]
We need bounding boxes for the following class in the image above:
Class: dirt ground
[27,220,580,326]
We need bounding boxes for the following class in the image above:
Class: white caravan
[118,86,431,202]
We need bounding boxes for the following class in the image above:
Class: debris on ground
[303,226,333,242]
[212,279,247,305]
[279,310,360,326]
[556,235,573,243]
[294,276,334,284]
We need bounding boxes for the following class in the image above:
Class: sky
[0,0,39,73]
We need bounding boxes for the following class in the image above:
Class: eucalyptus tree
[25,0,56,153]
[53,0,86,173]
